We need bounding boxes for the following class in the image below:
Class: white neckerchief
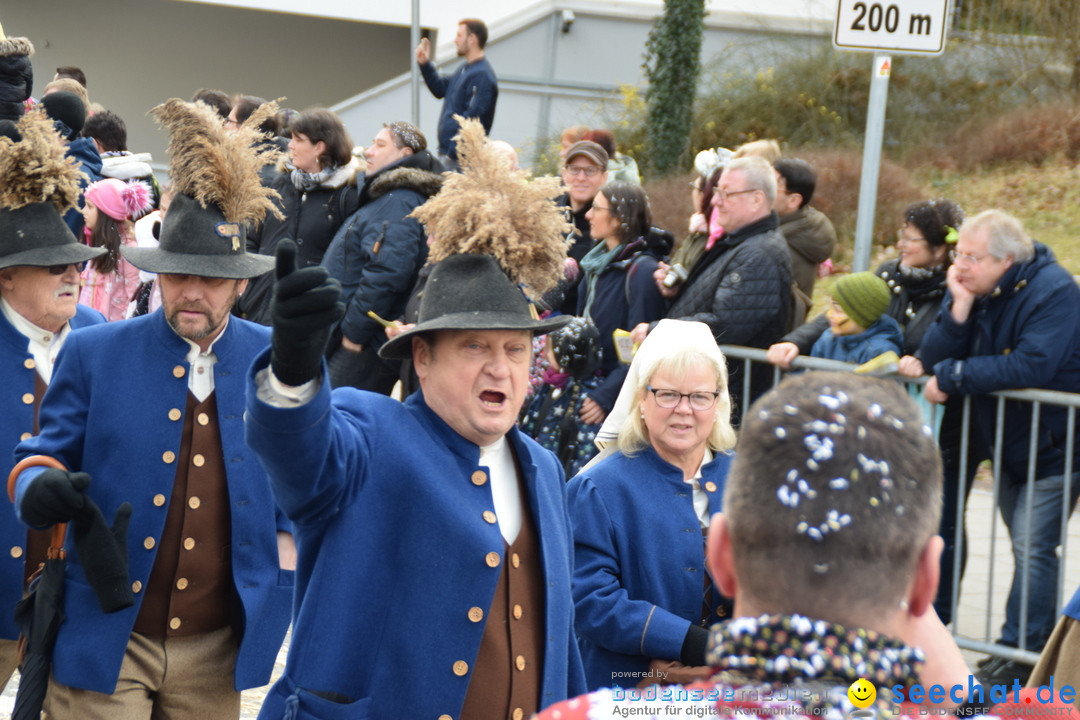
[684,447,714,529]
[1,297,72,385]
[174,316,229,402]
[479,436,522,544]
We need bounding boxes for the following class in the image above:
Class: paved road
[4,480,1080,717]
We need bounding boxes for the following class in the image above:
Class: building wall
[5,0,410,171]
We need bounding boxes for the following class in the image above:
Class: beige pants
[1029,615,1080,712]
[44,626,240,720]
[0,636,19,692]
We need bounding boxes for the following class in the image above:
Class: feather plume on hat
[0,109,82,212]
[411,116,571,300]
[150,98,284,238]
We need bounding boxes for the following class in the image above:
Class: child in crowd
[79,178,151,321]
[810,271,903,366]
[520,317,604,478]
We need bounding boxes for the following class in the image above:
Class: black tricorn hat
[120,193,273,279]
[379,253,569,360]
[0,203,105,270]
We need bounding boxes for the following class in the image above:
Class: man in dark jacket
[415,18,497,165]
[322,121,443,394]
[920,209,1080,685]
[773,157,836,298]
[633,156,792,421]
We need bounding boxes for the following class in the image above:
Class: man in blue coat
[12,98,292,719]
[247,243,585,720]
[920,209,1080,686]
[415,18,498,165]
[0,111,107,690]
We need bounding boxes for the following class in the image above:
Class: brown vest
[134,392,232,636]
[459,466,545,720]
[22,373,52,587]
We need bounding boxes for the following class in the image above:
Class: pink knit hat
[84,178,153,221]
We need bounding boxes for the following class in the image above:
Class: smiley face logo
[848,678,876,709]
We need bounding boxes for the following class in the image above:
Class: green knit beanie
[832,272,891,330]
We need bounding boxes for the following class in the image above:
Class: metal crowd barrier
[719,344,1080,666]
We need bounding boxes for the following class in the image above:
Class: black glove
[20,468,91,528]
[73,500,134,613]
[270,238,345,386]
[680,624,710,667]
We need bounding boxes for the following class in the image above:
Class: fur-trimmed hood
[367,165,444,202]
[0,37,34,58]
[275,154,363,189]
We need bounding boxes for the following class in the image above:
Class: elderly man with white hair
[920,209,1080,686]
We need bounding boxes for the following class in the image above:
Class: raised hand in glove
[20,468,91,528]
[270,238,345,386]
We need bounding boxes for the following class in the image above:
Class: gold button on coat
[188,496,201,509]
[172,365,186,378]
[10,546,23,559]
[468,607,484,622]
[705,481,717,493]
[23,358,35,369]
[511,553,520,568]
[143,537,156,550]
[485,552,500,568]
[482,511,496,524]
[470,470,487,486]
[132,581,142,593]
[513,604,523,620]
[438,715,453,720]
[168,408,181,421]
[515,655,526,671]
[162,451,176,464]
[169,617,181,630]
[197,413,210,426]
[513,709,524,720]
[153,494,166,507]
[21,393,34,405]
[19,432,31,441]
[183,537,195,550]
[176,578,189,590]
[192,454,205,467]
[452,660,468,676]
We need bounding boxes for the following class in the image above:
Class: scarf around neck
[290,163,338,192]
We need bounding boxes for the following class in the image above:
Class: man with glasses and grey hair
[321,121,444,393]
[919,208,1080,686]
[632,155,792,421]
[0,114,106,692]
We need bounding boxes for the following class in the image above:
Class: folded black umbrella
[8,457,132,720]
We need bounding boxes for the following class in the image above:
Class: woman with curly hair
[79,178,152,320]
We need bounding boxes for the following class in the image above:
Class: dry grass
[937,101,1080,171]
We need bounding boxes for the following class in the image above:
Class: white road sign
[834,0,950,55]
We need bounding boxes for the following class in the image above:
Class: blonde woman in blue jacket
[568,319,737,690]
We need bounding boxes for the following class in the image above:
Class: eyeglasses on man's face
[563,164,602,178]
[712,188,758,204]
[949,249,991,266]
[47,262,87,275]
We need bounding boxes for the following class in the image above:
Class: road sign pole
[852,54,891,273]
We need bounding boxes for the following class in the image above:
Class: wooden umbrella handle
[8,455,70,554]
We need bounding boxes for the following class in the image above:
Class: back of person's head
[599,182,651,241]
[724,155,777,207]
[547,317,602,380]
[54,66,87,88]
[191,88,232,120]
[290,108,354,168]
[384,120,427,153]
[43,78,90,112]
[581,129,616,158]
[962,209,1035,264]
[773,157,816,207]
[232,95,280,137]
[831,272,891,331]
[721,371,942,623]
[904,199,964,250]
[277,108,298,139]
[459,18,488,48]
[81,110,127,153]
[40,91,87,141]
[734,139,782,164]
[560,124,589,146]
